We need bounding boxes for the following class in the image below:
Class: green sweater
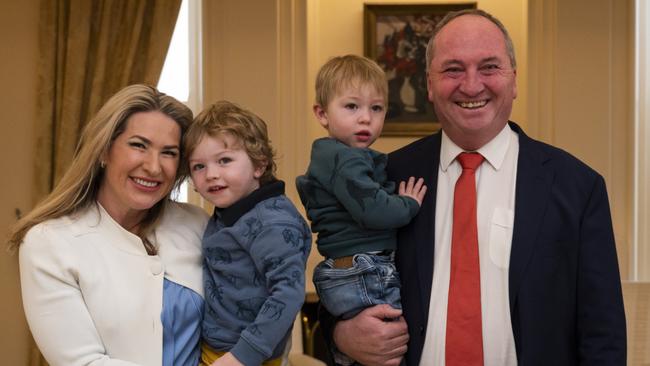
[296,138,419,258]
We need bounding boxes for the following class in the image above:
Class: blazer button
[150,261,164,276]
[419,325,425,335]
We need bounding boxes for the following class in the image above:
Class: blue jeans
[313,252,402,320]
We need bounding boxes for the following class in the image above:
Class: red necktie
[446,152,484,366]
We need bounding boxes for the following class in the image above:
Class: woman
[8,84,209,366]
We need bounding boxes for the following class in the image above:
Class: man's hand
[399,177,427,206]
[333,304,409,366]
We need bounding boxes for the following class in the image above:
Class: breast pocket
[488,207,514,269]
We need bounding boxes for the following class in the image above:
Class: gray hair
[425,9,517,72]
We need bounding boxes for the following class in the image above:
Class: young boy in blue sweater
[296,55,426,364]
[186,101,311,366]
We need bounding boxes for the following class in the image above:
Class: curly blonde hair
[184,100,277,185]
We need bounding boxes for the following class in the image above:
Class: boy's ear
[253,162,266,179]
[313,104,329,129]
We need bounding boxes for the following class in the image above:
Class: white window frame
[634,0,650,280]
[158,0,203,205]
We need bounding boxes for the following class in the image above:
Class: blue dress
[162,278,204,366]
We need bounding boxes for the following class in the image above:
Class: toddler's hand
[211,352,244,366]
[399,177,427,206]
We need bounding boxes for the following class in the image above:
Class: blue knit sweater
[201,181,311,366]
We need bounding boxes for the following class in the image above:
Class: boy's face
[314,83,386,149]
[188,134,264,209]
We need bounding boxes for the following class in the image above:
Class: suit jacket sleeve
[316,304,338,365]
[576,175,626,363]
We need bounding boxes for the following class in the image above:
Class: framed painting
[364,3,476,136]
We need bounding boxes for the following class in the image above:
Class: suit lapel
[413,133,441,320]
[508,122,554,310]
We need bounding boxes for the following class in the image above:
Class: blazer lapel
[412,133,441,319]
[508,122,554,310]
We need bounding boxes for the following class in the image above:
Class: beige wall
[0,0,39,364]
[202,0,309,201]
[556,0,634,279]
[637,1,650,281]
[297,0,528,289]
[306,0,528,153]
[528,0,634,279]
[305,0,635,281]
[200,0,637,293]
[0,0,641,363]
[201,0,315,289]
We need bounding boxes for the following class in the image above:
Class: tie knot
[457,152,484,171]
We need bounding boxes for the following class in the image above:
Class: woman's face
[97,111,181,227]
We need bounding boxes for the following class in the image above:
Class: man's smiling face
[427,14,517,150]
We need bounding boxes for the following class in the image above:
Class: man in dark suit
[328,9,626,366]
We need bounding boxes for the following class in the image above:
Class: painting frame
[364,3,476,136]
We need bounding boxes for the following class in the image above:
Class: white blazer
[19,201,208,366]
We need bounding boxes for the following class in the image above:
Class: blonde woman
[9,84,208,366]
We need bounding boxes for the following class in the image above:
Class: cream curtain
[31,0,181,364]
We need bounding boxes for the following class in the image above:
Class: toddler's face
[314,83,386,149]
[188,134,263,209]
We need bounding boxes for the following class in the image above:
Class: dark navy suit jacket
[388,122,626,365]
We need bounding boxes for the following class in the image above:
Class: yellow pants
[200,343,282,366]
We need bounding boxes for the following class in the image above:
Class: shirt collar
[440,123,513,172]
[215,180,285,227]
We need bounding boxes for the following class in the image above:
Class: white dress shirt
[420,124,519,366]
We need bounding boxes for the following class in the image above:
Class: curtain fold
[34,0,182,201]
[31,0,182,364]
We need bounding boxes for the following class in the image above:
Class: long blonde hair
[8,84,193,253]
